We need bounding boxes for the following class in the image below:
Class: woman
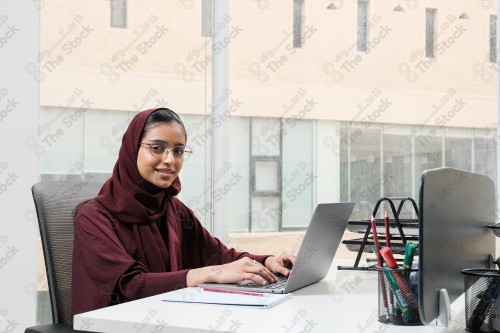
[72,108,294,316]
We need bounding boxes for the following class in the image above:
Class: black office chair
[25,181,102,333]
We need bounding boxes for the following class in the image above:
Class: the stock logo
[0,25,19,49]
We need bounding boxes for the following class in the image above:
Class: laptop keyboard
[242,274,288,289]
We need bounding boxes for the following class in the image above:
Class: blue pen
[410,260,419,296]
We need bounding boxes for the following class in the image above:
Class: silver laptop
[200,203,355,294]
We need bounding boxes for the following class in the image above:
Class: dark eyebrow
[148,140,185,146]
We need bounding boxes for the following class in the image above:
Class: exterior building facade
[39,0,497,230]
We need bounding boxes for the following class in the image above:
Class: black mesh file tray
[338,197,419,271]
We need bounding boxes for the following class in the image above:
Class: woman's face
[137,122,186,189]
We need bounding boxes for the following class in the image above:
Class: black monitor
[418,167,496,325]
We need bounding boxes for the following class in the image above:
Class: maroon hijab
[95,108,181,272]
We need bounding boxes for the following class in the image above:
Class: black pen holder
[462,269,500,332]
[376,267,422,325]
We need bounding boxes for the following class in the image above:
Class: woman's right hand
[186,257,277,287]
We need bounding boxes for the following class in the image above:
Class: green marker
[383,269,415,322]
[403,242,417,270]
[403,242,417,280]
[373,245,414,322]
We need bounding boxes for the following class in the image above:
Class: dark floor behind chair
[25,181,102,333]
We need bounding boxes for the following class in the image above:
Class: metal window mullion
[347,124,351,202]
[279,120,283,231]
[212,0,228,239]
[380,126,384,198]
[496,0,500,227]
[411,129,416,204]
[442,128,445,167]
[471,135,475,173]
[249,120,253,232]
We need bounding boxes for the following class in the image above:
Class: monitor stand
[437,289,451,326]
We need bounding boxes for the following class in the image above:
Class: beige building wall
[40,1,496,128]
[40,1,211,114]
[227,1,497,127]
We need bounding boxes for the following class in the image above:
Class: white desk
[74,260,469,333]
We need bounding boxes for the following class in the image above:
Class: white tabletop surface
[74,260,470,333]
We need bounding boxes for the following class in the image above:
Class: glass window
[282,119,313,229]
[250,118,282,231]
[339,125,350,203]
[474,128,497,184]
[426,8,436,58]
[111,0,127,28]
[357,0,368,52]
[39,106,84,179]
[414,126,443,190]
[293,0,304,48]
[350,125,381,220]
[37,0,498,323]
[179,114,213,226]
[383,126,413,200]
[444,128,473,171]
[202,0,213,37]
[490,15,497,63]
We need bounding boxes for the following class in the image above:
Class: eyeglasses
[139,141,193,160]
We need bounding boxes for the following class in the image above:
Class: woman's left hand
[264,252,296,277]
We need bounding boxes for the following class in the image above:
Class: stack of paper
[162,287,292,308]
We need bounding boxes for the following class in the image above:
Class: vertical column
[496,1,500,254]
[212,0,229,239]
[0,0,39,329]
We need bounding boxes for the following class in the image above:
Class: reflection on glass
[255,161,279,192]
[475,137,497,183]
[383,134,412,199]
[251,197,281,232]
[445,137,472,171]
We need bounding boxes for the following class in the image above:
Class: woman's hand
[264,252,296,277]
[186,257,277,287]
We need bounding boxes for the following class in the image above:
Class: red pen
[379,246,419,317]
[202,287,264,297]
[379,246,398,269]
[384,211,394,308]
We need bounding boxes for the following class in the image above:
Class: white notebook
[162,287,292,308]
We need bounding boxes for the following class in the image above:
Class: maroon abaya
[71,109,268,317]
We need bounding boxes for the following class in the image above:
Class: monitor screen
[418,167,496,324]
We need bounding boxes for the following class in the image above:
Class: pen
[202,287,264,297]
[403,242,417,279]
[380,247,419,319]
[373,245,392,316]
[382,265,414,320]
[410,260,419,295]
[403,242,417,270]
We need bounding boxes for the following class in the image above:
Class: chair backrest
[32,181,102,325]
